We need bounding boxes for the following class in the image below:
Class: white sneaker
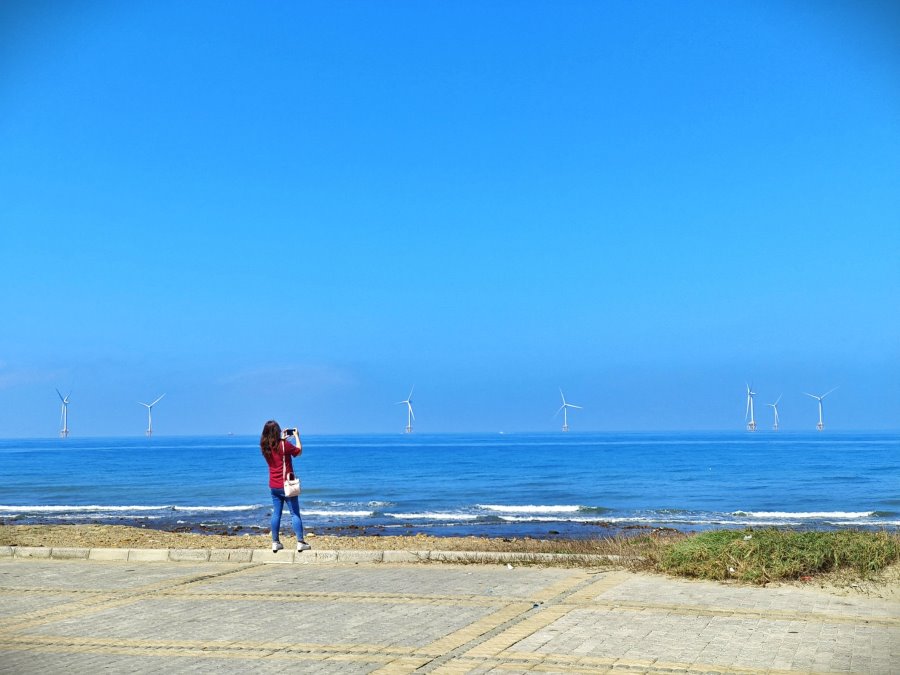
[272,541,284,552]
[297,541,311,552]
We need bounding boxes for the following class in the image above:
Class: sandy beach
[0,524,592,554]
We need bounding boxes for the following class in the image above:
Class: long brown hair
[260,420,282,460]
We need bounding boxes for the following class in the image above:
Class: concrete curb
[1,545,620,566]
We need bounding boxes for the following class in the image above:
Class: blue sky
[1,1,898,436]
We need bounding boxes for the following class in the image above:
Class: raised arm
[287,430,302,457]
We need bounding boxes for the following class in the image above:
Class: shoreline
[0,515,691,542]
[0,523,644,553]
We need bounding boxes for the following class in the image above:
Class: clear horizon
[2,2,898,436]
[4,426,899,441]
[7,429,900,443]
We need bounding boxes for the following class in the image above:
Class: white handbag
[281,442,301,497]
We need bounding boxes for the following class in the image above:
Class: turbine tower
[745,384,757,431]
[139,394,165,437]
[804,388,836,431]
[56,389,70,438]
[397,387,415,434]
[767,395,781,431]
[556,389,582,432]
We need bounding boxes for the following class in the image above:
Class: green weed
[656,529,900,584]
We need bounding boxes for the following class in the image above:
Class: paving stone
[312,550,338,563]
[0,592,83,619]
[207,549,253,563]
[24,596,495,648]
[187,562,575,599]
[0,650,380,673]
[336,550,383,563]
[88,547,129,561]
[382,550,424,563]
[126,549,170,562]
[168,549,210,562]
[251,549,296,564]
[13,547,51,559]
[50,547,90,559]
[0,558,896,673]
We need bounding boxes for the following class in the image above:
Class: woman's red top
[266,439,300,489]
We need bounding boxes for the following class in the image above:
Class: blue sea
[1,432,897,538]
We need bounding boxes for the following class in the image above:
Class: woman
[260,420,311,553]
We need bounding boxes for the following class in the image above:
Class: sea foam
[385,512,480,521]
[733,511,875,519]
[0,504,261,513]
[477,504,581,513]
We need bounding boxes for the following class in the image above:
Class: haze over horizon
[2,2,898,436]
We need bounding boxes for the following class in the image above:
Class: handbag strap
[281,440,289,481]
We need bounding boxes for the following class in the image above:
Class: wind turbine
[745,384,757,431]
[804,388,837,431]
[396,387,415,434]
[139,394,165,436]
[556,389,582,432]
[767,395,781,431]
[56,389,70,438]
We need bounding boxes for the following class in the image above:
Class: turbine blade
[775,395,782,406]
[150,394,165,406]
[569,404,583,409]
[803,392,817,399]
[408,386,414,399]
[822,387,837,399]
[56,388,64,401]
[555,404,565,416]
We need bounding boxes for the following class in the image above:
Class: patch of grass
[656,529,900,584]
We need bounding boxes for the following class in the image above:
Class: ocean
[1,432,897,538]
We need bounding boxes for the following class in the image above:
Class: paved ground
[0,555,897,674]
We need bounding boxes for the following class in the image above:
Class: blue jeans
[270,488,304,542]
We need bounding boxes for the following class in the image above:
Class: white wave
[734,511,875,519]
[16,514,165,521]
[0,504,261,513]
[385,512,480,521]
[302,510,373,518]
[170,505,262,512]
[498,515,600,523]
[493,515,808,526]
[309,500,392,509]
[0,505,165,513]
[593,517,806,526]
[477,504,581,514]
[693,520,803,526]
